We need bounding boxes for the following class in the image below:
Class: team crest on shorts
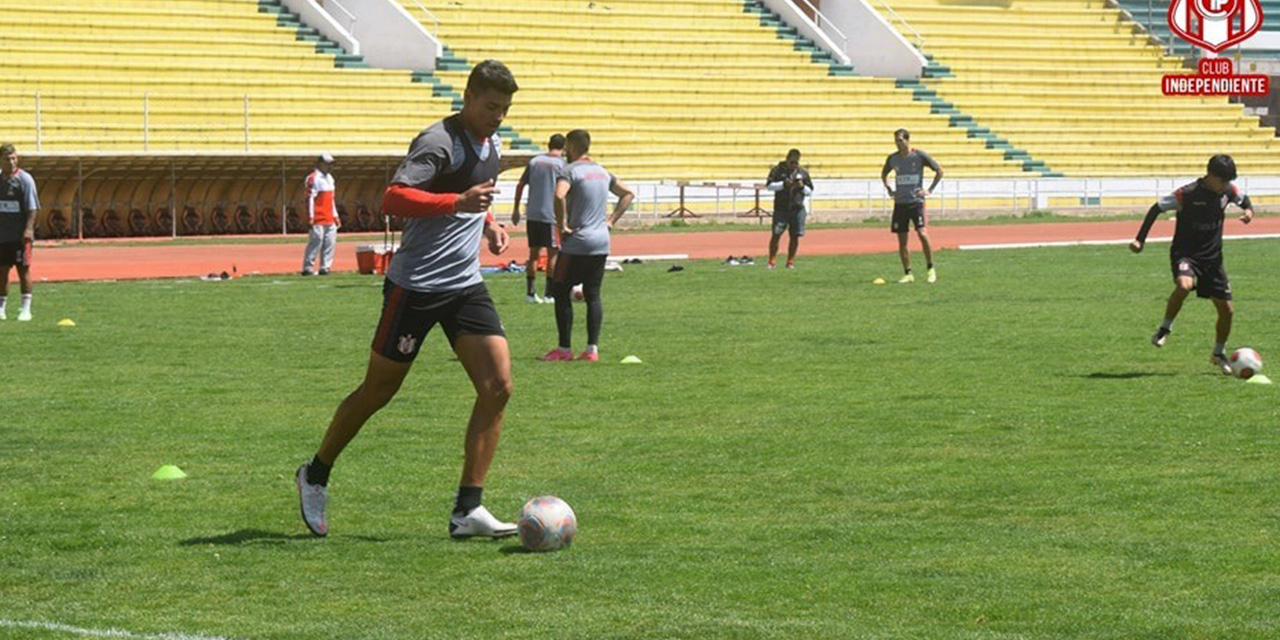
[397,334,417,355]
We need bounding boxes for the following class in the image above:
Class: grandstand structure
[0,0,1275,237]
[872,0,1277,177]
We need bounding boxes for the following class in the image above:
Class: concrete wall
[329,0,440,71]
[280,0,360,55]
[759,0,852,65]
[819,0,927,78]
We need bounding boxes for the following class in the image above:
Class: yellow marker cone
[57,318,76,327]
[1245,374,1272,385]
[152,465,188,480]
[620,355,643,364]
[872,278,886,285]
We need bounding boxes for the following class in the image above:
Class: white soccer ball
[571,283,584,302]
[1229,347,1264,380]
[518,496,577,552]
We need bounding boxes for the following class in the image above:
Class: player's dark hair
[567,129,591,153]
[895,129,910,140]
[548,134,566,150]
[466,59,519,96]
[786,149,801,160]
[0,143,14,156]
[1207,154,1237,182]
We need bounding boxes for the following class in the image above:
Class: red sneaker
[577,350,599,362]
[538,348,574,361]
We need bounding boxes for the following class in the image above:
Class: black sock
[905,268,913,275]
[306,455,331,487]
[927,262,934,269]
[453,486,483,516]
[526,275,536,296]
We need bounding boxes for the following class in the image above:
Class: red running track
[18,217,1280,283]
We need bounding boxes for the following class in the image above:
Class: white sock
[584,344,598,354]
[20,293,31,312]
[0,296,6,314]
[1214,342,1226,356]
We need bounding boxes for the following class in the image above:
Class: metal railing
[870,0,924,49]
[326,0,359,31]
[405,0,440,37]
[791,0,849,60]
[22,92,276,153]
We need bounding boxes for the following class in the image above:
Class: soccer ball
[1229,347,1264,379]
[518,496,577,552]
[571,283,584,302]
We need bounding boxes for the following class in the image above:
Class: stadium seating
[397,0,1029,179]
[0,0,458,152]
[874,0,1279,177]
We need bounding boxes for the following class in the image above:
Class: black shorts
[552,253,606,288]
[371,280,505,363]
[1172,256,1231,300]
[891,202,927,233]
[526,221,559,249]
[0,240,32,268]
[771,208,806,237]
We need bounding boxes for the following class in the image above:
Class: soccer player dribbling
[296,60,520,539]
[1130,154,1254,374]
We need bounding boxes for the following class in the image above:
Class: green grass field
[2,241,1278,639]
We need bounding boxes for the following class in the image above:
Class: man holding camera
[765,149,813,270]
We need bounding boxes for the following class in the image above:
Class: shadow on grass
[1083,372,1176,380]
[179,529,388,546]
[499,544,538,555]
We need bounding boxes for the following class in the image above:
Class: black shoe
[1151,327,1171,348]
[301,270,314,277]
[318,269,331,276]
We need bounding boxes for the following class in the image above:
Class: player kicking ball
[1130,154,1253,374]
[295,61,519,540]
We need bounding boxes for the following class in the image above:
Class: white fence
[493,176,1280,222]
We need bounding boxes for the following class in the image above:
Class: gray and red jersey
[386,114,502,293]
[519,153,566,224]
[557,159,616,256]
[883,149,940,205]
[0,169,39,242]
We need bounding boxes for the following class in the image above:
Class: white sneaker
[526,294,540,304]
[926,268,937,284]
[295,465,329,537]
[897,274,915,284]
[0,309,6,321]
[17,309,31,322]
[449,504,517,539]
[1211,353,1233,376]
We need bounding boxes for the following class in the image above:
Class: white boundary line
[958,233,1280,251]
[0,619,241,640]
